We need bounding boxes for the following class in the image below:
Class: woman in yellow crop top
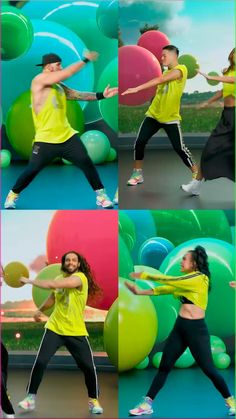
[18,251,103,414]
[182,48,235,196]
[125,245,235,417]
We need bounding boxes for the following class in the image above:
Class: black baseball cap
[36,53,62,67]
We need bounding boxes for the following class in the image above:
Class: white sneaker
[4,190,19,209]
[88,398,103,414]
[18,394,35,411]
[5,415,15,418]
[181,179,204,196]
[127,170,144,186]
[225,396,236,416]
[129,397,153,416]
[96,189,114,209]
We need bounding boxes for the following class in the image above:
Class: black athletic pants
[1,342,15,415]
[134,117,195,168]
[12,134,104,193]
[27,329,99,398]
[147,316,231,400]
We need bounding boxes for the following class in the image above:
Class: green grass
[119,105,222,134]
[2,322,104,352]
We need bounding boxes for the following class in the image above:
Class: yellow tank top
[45,272,88,336]
[31,84,78,144]
[146,64,187,123]
[223,69,235,98]
[140,271,209,310]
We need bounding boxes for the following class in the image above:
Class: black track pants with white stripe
[27,329,99,398]
[134,117,195,168]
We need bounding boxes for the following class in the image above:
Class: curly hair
[223,48,235,74]
[61,251,102,302]
[190,246,211,291]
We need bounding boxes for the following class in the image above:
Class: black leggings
[1,342,15,415]
[134,117,195,168]
[27,329,99,398]
[147,316,231,400]
[12,134,104,193]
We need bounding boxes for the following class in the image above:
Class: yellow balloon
[3,261,29,288]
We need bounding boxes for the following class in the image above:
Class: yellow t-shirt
[140,271,209,310]
[45,272,88,336]
[223,69,235,98]
[146,64,187,123]
[31,84,78,144]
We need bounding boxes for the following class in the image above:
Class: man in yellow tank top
[121,45,198,188]
[18,251,104,414]
[4,52,118,209]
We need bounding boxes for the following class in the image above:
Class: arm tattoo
[61,84,97,101]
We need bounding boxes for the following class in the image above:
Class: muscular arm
[21,275,82,289]
[122,69,182,95]
[60,84,97,101]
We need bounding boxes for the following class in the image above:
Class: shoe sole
[96,203,114,209]
[89,409,104,414]
[127,181,144,186]
[129,409,153,416]
[180,186,200,196]
[18,404,35,411]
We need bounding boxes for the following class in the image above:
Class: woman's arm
[198,90,223,108]
[20,276,82,289]
[198,70,235,84]
[129,271,186,281]
[121,69,182,96]
[124,281,154,295]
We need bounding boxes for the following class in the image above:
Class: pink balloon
[138,30,170,62]
[46,211,118,310]
[119,45,162,106]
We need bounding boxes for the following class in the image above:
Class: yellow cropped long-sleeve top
[140,271,209,310]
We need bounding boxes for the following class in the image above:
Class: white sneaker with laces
[181,179,204,196]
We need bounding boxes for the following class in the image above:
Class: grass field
[119,105,222,134]
[2,322,105,352]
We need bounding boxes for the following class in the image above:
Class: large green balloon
[160,238,235,338]
[1,6,33,60]
[210,335,226,354]
[178,54,200,79]
[6,90,85,159]
[1,149,11,168]
[96,0,118,39]
[119,278,157,372]
[32,264,61,316]
[98,58,118,132]
[119,211,136,251]
[175,348,195,368]
[135,356,149,370]
[134,265,179,343]
[103,298,118,367]
[119,235,134,279]
[151,210,232,246]
[213,353,231,369]
[80,130,110,164]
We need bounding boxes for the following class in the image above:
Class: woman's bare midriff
[179,304,205,319]
[224,95,235,107]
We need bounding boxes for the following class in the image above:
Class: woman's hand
[20,276,32,285]
[129,272,142,280]
[33,310,43,322]
[197,101,209,109]
[103,84,118,98]
[124,281,139,294]
[121,87,139,95]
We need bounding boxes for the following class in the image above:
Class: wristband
[82,57,90,64]
[96,92,105,100]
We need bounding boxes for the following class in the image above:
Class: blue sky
[1,211,54,303]
[119,0,235,93]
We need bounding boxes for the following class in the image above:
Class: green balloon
[80,130,110,164]
[96,0,118,39]
[151,210,232,246]
[135,265,179,343]
[103,298,118,367]
[178,54,200,79]
[98,57,118,132]
[119,278,157,372]
[135,356,149,370]
[119,235,134,278]
[152,352,163,368]
[175,348,195,368]
[119,212,136,251]
[106,147,117,162]
[207,72,220,86]
[6,90,85,159]
[160,238,235,338]
[213,353,231,369]
[210,335,226,354]
[1,149,11,168]
[32,264,61,316]
[1,6,33,60]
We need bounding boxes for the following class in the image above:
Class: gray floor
[119,150,234,210]
[4,369,118,418]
